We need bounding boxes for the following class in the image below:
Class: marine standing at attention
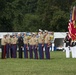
[23,32,28,58]
[17,33,24,58]
[1,35,7,59]
[38,29,44,59]
[44,30,51,59]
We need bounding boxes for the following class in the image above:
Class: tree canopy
[0,0,76,32]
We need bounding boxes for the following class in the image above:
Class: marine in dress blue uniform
[71,40,76,58]
[64,33,71,58]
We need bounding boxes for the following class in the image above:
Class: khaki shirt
[33,37,38,45]
[10,37,13,44]
[29,37,34,45]
[45,34,50,44]
[38,34,44,43]
[1,38,6,45]
[11,37,18,44]
[6,37,10,44]
[23,36,28,44]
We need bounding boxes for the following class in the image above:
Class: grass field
[0,51,76,75]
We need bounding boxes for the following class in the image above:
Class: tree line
[0,0,76,32]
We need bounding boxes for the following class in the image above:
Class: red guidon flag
[68,6,76,40]
[68,21,76,40]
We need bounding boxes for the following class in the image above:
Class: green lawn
[0,51,76,75]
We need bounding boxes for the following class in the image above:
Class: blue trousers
[6,44,10,58]
[24,44,28,58]
[45,44,50,59]
[29,45,33,59]
[1,45,6,59]
[9,44,13,58]
[12,44,17,58]
[33,45,38,59]
[38,44,44,59]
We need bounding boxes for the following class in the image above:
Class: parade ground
[0,51,76,75]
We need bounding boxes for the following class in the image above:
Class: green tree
[50,10,69,31]
[0,0,76,32]
[22,14,41,32]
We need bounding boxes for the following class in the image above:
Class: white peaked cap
[66,32,68,34]
[29,33,32,35]
[32,32,36,35]
[18,32,21,35]
[39,29,43,32]
[44,30,48,32]
[23,32,26,34]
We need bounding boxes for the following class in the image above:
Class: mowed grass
[0,51,76,75]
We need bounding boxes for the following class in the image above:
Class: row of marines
[1,29,51,59]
